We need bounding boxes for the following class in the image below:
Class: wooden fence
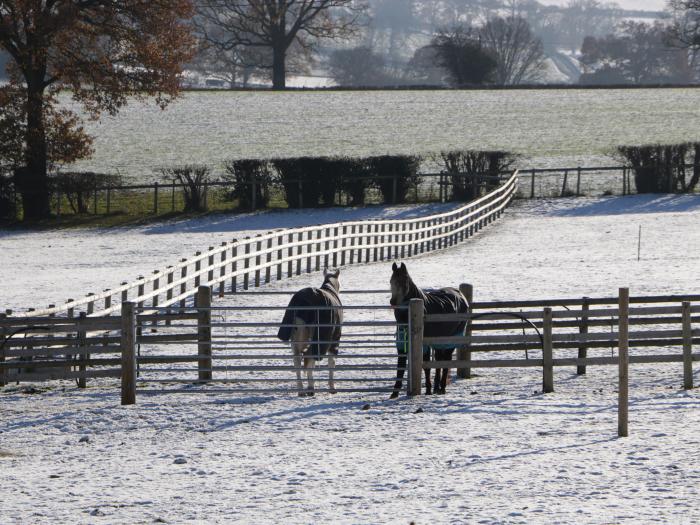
[410,287,699,436]
[5,171,518,320]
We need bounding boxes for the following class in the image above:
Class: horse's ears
[392,262,398,272]
[400,262,407,273]
[332,269,340,278]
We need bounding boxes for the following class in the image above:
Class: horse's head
[323,268,340,292]
[390,262,410,306]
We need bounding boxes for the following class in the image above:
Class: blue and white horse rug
[389,262,469,397]
[277,270,342,396]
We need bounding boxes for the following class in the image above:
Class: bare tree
[669,1,700,49]
[478,16,546,85]
[196,0,366,89]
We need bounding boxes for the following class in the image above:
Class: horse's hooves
[437,390,446,395]
[389,391,399,399]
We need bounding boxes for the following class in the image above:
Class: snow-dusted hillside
[2,195,700,524]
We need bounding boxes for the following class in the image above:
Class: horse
[277,269,343,396]
[389,262,469,397]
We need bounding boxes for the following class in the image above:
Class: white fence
[7,171,518,320]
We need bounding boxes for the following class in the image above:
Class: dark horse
[389,262,469,397]
[277,269,342,396]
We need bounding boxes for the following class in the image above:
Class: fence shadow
[143,202,458,235]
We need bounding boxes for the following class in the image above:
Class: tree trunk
[19,81,51,220]
[272,45,286,90]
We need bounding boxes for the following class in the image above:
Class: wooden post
[341,226,347,266]
[244,241,250,289]
[231,243,238,292]
[682,301,693,390]
[166,268,174,325]
[277,234,284,280]
[265,236,272,284]
[196,286,212,382]
[349,225,356,265]
[618,287,629,437]
[577,297,589,375]
[560,169,568,197]
[121,302,137,405]
[542,307,554,393]
[287,233,294,278]
[306,230,313,273]
[332,227,339,268]
[408,298,424,397]
[0,313,6,387]
[296,232,303,275]
[530,169,536,198]
[77,312,87,389]
[255,235,262,287]
[457,283,473,379]
[324,228,331,269]
[220,242,228,296]
[194,252,202,288]
[179,260,188,310]
[207,247,215,283]
[316,227,322,271]
[576,167,582,196]
[154,181,159,214]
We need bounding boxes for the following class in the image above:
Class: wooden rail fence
[5,171,518,320]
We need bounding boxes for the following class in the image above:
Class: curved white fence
[9,171,518,319]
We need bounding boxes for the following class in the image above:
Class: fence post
[457,283,473,379]
[618,287,629,437]
[542,307,553,393]
[577,297,589,375]
[77,312,87,389]
[154,181,159,214]
[231,243,238,292]
[277,234,283,280]
[682,301,693,390]
[255,235,262,287]
[121,301,136,405]
[220,242,228,296]
[297,232,303,275]
[408,298,424,397]
[576,167,582,196]
[244,241,251,289]
[530,169,536,198]
[265,236,272,284]
[0,313,6,387]
[196,286,212,382]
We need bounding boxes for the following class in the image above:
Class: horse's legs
[424,367,432,395]
[390,354,406,399]
[434,367,442,394]
[327,346,337,394]
[291,321,310,397]
[304,356,315,396]
[437,349,454,394]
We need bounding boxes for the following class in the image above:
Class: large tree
[195,0,365,89]
[430,27,497,87]
[668,0,700,50]
[478,16,546,85]
[580,21,694,84]
[0,1,195,220]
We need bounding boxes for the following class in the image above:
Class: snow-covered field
[2,194,700,524]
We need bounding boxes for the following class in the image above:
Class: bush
[161,165,210,212]
[52,171,122,214]
[0,170,16,219]
[436,150,516,201]
[335,157,371,206]
[367,155,422,204]
[272,157,343,208]
[222,159,273,210]
[617,143,699,193]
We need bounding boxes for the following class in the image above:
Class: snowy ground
[2,194,700,524]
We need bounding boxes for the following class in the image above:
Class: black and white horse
[389,262,469,397]
[277,270,343,396]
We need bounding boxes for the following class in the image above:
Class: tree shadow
[549,194,700,217]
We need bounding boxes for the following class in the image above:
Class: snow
[0,202,456,313]
[2,194,700,524]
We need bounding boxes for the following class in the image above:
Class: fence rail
[5,171,518,320]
